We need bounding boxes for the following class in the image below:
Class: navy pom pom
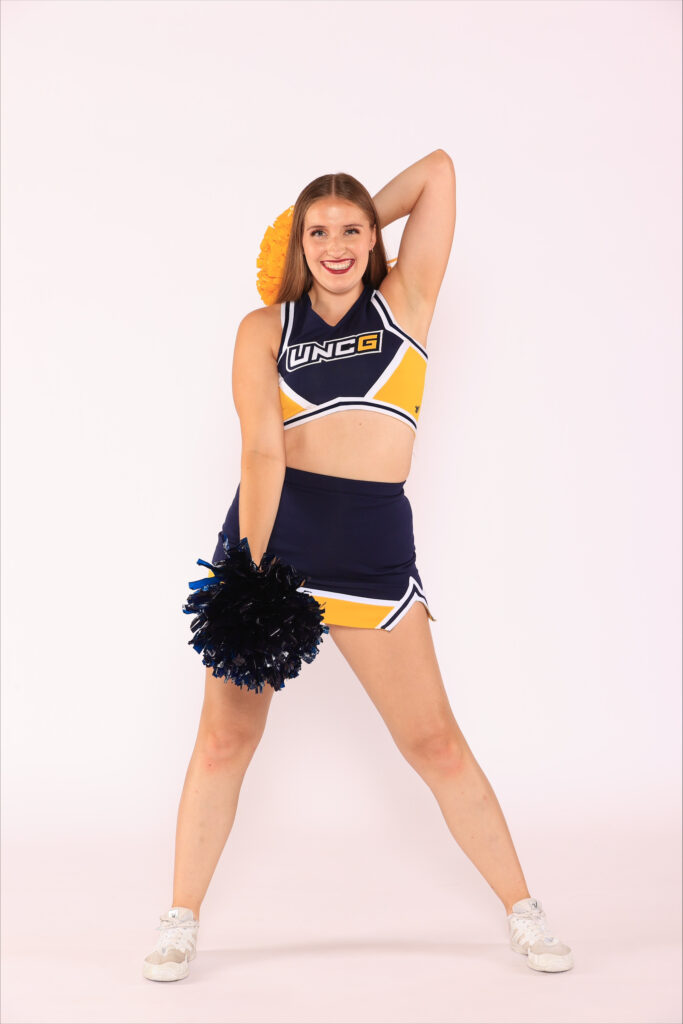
[182,536,329,693]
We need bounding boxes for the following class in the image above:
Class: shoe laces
[511,906,554,945]
[155,914,198,955]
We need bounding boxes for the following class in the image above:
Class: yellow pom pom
[256,205,295,306]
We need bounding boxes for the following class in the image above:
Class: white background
[2,1,681,1022]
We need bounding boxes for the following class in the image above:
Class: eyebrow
[306,223,364,230]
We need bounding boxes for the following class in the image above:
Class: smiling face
[302,198,377,295]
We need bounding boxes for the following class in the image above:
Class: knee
[400,725,469,775]
[196,724,264,767]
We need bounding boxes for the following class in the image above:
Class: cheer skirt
[210,465,436,631]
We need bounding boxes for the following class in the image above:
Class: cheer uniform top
[277,282,428,433]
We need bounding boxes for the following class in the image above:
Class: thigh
[199,664,275,742]
[328,604,468,756]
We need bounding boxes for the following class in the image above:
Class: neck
[307,280,366,325]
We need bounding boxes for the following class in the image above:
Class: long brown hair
[274,173,390,304]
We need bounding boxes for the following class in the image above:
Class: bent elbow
[431,149,455,174]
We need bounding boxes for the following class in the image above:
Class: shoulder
[237,303,284,361]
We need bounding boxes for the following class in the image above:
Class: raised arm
[372,149,456,316]
[231,308,286,566]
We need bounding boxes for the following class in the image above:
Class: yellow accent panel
[280,388,307,421]
[373,347,427,418]
[308,594,394,628]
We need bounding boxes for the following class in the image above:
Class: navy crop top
[277,282,428,433]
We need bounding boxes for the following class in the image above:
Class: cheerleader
[143,150,574,981]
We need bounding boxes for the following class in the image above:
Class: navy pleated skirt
[210,465,435,631]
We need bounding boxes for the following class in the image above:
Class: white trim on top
[371,290,428,359]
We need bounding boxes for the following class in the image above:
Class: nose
[325,245,350,257]
[325,236,352,255]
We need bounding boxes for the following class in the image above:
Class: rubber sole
[511,943,574,972]
[142,959,190,982]
[142,947,195,982]
[527,951,574,972]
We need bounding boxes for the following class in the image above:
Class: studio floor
[2,814,681,1024]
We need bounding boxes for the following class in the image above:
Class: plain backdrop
[1,1,681,1022]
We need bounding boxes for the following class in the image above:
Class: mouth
[321,259,355,275]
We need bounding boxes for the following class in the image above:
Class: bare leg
[329,604,530,914]
[171,665,275,919]
[405,733,530,914]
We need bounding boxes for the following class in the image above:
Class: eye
[310,228,360,237]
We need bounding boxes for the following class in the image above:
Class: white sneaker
[142,906,199,982]
[507,896,574,972]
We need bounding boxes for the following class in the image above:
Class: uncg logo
[285,331,382,373]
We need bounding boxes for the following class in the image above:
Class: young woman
[143,149,574,981]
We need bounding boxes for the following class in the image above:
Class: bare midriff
[283,410,415,483]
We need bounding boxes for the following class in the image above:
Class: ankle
[503,890,531,915]
[171,901,201,921]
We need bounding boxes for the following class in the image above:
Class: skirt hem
[299,578,436,631]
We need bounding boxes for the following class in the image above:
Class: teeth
[323,260,353,270]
